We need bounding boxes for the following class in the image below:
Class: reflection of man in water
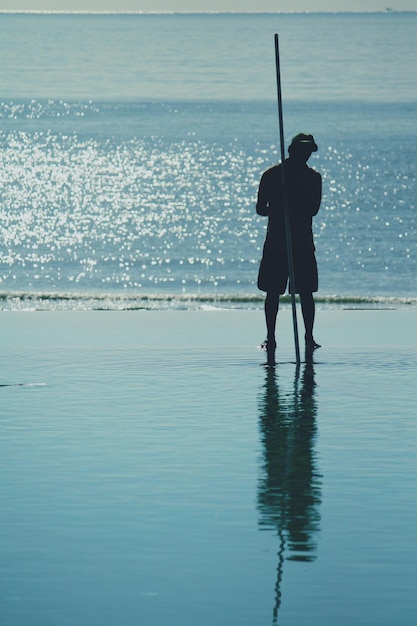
[258,364,321,558]
[256,133,322,365]
[257,363,321,622]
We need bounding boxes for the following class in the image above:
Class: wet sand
[1,308,416,626]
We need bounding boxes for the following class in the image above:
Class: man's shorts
[257,246,318,294]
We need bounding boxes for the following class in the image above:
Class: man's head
[288,133,318,162]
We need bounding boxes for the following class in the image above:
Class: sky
[0,0,415,12]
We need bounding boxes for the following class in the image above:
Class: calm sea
[0,12,416,309]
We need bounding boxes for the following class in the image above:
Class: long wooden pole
[274,33,301,365]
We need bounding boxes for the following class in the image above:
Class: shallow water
[1,311,416,625]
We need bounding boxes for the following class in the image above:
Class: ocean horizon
[1,8,416,12]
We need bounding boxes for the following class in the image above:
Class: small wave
[1,291,416,312]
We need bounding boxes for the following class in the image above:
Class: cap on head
[289,133,318,152]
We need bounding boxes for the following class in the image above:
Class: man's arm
[310,171,322,217]
[256,171,271,216]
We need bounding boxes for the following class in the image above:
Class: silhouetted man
[256,133,322,365]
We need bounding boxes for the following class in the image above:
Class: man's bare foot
[305,337,321,350]
[261,338,277,366]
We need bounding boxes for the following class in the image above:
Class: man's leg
[300,291,320,348]
[265,290,280,364]
[265,290,280,342]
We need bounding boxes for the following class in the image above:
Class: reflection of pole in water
[257,363,321,623]
[273,527,285,623]
[272,369,298,623]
